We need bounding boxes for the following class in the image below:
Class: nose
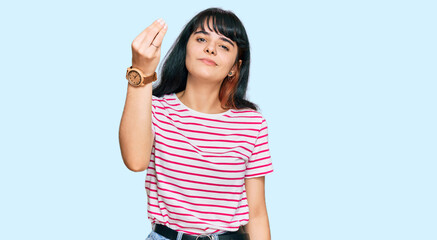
[204,43,216,55]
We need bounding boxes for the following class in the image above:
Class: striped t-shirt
[145,92,274,235]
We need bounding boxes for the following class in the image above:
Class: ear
[228,60,242,77]
[231,60,243,73]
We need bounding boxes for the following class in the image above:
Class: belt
[153,223,250,240]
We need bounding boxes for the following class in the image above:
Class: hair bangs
[192,12,240,44]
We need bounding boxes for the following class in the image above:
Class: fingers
[132,19,165,49]
[143,18,167,48]
[151,22,168,48]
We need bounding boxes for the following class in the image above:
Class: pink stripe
[147,207,248,225]
[252,148,269,156]
[155,162,244,180]
[154,104,190,113]
[258,133,268,139]
[154,112,258,138]
[254,141,268,148]
[154,95,261,117]
[155,127,255,146]
[152,98,180,107]
[148,195,241,210]
[148,200,249,217]
[245,169,274,178]
[154,133,204,153]
[174,127,256,139]
[155,139,250,159]
[146,177,244,195]
[246,163,272,171]
[155,108,260,124]
[225,112,262,118]
[146,185,245,202]
[223,114,262,119]
[153,148,246,165]
[154,111,260,131]
[231,110,257,114]
[154,155,245,173]
[162,96,260,119]
[197,144,252,154]
[248,156,271,163]
[151,174,245,190]
[168,112,260,124]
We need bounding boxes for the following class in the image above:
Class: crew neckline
[171,92,232,117]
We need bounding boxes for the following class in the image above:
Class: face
[185,21,240,83]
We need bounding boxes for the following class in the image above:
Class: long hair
[153,7,259,111]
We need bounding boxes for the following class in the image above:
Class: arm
[244,176,271,240]
[118,18,168,172]
[119,82,154,172]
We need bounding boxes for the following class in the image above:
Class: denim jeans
[146,223,221,240]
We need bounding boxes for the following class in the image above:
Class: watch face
[127,70,141,85]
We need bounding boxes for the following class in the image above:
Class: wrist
[126,66,157,87]
[131,65,155,77]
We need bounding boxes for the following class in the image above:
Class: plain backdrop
[1,0,436,239]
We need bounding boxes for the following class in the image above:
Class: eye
[196,37,206,42]
[220,45,229,51]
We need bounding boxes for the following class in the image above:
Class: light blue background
[1,0,436,239]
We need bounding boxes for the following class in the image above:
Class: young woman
[119,8,274,240]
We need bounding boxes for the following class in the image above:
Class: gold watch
[126,66,157,87]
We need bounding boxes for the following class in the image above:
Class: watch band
[126,66,157,87]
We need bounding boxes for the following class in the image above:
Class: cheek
[221,50,238,68]
[185,42,201,63]
[185,52,197,71]
[220,56,236,71]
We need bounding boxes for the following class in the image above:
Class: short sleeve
[245,117,274,178]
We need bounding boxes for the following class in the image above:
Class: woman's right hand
[131,18,168,76]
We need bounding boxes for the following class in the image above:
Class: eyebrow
[193,30,235,47]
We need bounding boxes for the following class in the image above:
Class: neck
[176,74,228,114]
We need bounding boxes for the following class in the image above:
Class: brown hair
[219,63,241,110]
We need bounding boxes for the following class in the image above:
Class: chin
[188,66,225,82]
[190,72,220,82]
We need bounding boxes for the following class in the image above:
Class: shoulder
[231,108,263,117]
[228,109,269,136]
[152,93,174,100]
[152,93,176,105]
[231,108,266,123]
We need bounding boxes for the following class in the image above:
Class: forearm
[245,214,271,240]
[119,82,154,172]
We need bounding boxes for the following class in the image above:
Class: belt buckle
[195,234,213,240]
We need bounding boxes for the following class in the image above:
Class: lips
[199,58,217,66]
